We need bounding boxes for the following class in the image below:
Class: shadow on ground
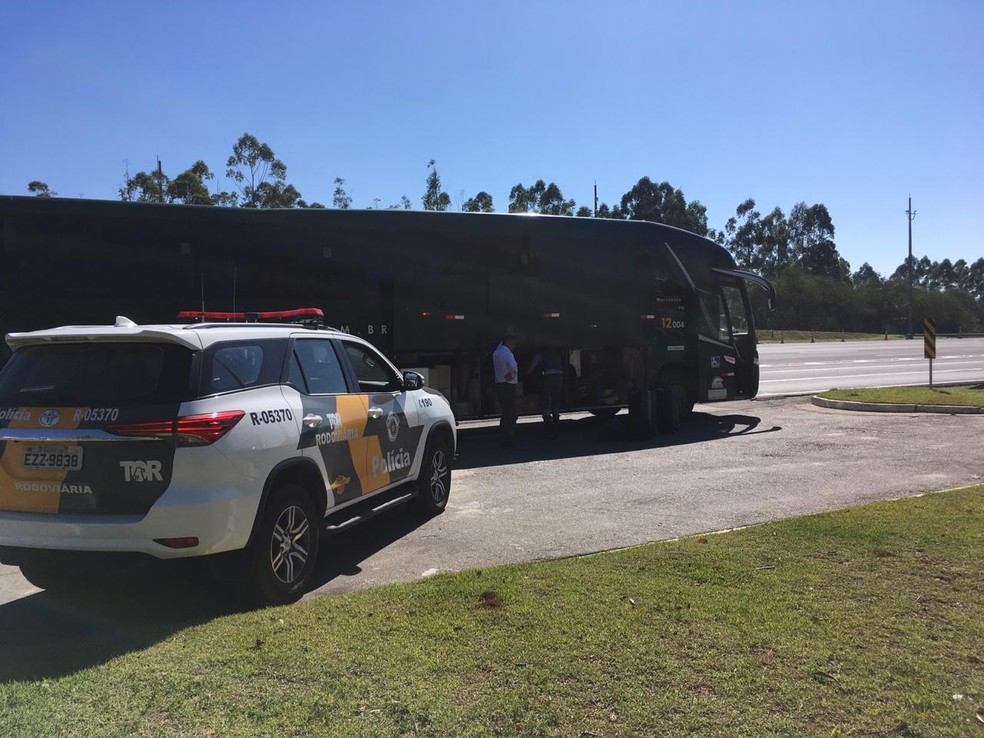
[0,513,429,683]
[0,561,240,683]
[455,410,781,470]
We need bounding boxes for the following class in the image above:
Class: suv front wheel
[413,433,451,516]
[243,483,320,607]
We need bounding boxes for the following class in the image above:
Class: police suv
[0,309,456,605]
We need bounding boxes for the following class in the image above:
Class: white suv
[0,309,456,605]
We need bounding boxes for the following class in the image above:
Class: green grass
[821,385,984,407]
[2,488,983,737]
[758,330,892,343]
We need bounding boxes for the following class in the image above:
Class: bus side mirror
[403,371,424,390]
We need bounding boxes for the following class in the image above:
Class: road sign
[923,318,936,359]
[924,318,936,388]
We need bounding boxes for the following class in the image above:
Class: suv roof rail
[177,308,327,328]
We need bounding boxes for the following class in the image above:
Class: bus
[0,196,775,422]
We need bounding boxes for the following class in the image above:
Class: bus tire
[588,408,619,419]
[414,433,451,517]
[658,373,694,423]
[242,483,320,607]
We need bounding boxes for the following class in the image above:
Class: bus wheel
[658,375,694,421]
[242,483,320,607]
[589,408,619,419]
[414,434,452,516]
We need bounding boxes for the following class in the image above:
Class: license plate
[22,445,84,471]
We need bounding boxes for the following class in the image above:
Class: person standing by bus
[492,334,519,446]
[528,348,564,435]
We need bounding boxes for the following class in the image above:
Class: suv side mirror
[402,371,424,391]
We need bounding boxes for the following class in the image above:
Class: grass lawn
[1,487,982,737]
[820,385,984,408]
[758,330,891,342]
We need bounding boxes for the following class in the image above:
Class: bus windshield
[697,286,750,342]
[721,285,749,336]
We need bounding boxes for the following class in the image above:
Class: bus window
[697,289,730,343]
[721,286,749,336]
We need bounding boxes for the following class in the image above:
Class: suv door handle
[303,413,323,429]
[368,406,384,419]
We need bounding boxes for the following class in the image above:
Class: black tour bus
[0,196,775,422]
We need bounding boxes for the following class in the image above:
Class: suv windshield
[0,342,194,406]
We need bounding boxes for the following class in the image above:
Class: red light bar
[177,308,324,322]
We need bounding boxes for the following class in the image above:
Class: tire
[670,384,694,420]
[243,483,320,607]
[414,434,452,516]
[658,374,694,422]
[588,407,619,419]
[18,559,87,593]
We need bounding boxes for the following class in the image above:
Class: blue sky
[2,1,981,277]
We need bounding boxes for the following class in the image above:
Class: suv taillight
[107,411,245,446]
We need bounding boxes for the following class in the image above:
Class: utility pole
[905,195,917,339]
[593,181,598,217]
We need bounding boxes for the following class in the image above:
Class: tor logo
[39,410,61,427]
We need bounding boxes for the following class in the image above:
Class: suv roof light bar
[178,308,325,326]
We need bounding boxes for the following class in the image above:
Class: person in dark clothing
[528,348,564,435]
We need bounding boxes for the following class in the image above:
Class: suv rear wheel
[19,559,87,593]
[243,483,320,606]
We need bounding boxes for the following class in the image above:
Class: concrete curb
[811,396,984,414]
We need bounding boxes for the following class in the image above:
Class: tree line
[24,132,983,334]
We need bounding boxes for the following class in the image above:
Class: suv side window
[291,339,348,395]
[342,341,403,393]
[203,339,288,394]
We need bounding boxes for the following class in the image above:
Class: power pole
[905,195,917,338]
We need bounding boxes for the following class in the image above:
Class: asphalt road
[758,336,984,396]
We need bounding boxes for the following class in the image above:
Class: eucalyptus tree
[507,180,575,215]
[226,133,290,208]
[724,198,762,271]
[788,202,846,280]
[332,178,352,209]
[618,177,708,235]
[27,181,55,197]
[463,191,494,212]
[167,160,215,205]
[422,160,451,211]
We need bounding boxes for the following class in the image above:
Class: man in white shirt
[492,334,519,446]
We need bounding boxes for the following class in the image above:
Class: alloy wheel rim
[429,449,449,503]
[270,505,311,584]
